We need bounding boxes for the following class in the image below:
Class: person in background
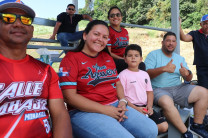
[50,3,93,53]
[145,32,208,138]
[0,1,72,138]
[119,44,168,134]
[180,14,208,133]
[180,14,208,89]
[107,6,145,73]
[59,20,158,138]
[107,6,128,60]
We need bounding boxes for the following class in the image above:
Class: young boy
[119,44,168,133]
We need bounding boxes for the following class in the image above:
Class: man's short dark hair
[125,44,142,57]
[67,4,75,8]
[163,32,177,41]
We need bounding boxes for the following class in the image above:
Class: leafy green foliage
[79,0,207,29]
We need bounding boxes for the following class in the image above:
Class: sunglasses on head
[68,8,75,11]
[109,13,121,18]
[0,13,33,26]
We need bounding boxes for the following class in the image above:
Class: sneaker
[205,125,208,132]
[190,117,194,125]
[203,115,208,132]
[190,123,208,138]
[182,131,193,138]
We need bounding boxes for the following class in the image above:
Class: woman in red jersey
[59,20,158,138]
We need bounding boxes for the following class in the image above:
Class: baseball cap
[0,0,35,18]
[201,14,208,22]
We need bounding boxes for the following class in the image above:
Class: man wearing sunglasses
[50,4,93,53]
[0,1,72,138]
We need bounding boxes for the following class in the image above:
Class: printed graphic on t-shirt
[81,63,117,86]
[113,37,128,49]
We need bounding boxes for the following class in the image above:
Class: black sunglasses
[68,8,75,11]
[109,13,121,18]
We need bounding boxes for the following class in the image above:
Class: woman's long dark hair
[72,20,110,55]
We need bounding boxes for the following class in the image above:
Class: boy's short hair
[125,44,142,57]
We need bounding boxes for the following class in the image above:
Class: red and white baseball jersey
[59,51,119,110]
[107,26,129,57]
[0,54,63,138]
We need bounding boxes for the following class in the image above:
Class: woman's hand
[117,101,128,122]
[102,105,123,121]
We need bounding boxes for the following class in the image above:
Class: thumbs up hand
[179,63,189,77]
[164,59,176,73]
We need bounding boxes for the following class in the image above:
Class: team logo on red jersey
[113,37,128,49]
[59,67,70,77]
[0,82,48,115]
[81,64,117,86]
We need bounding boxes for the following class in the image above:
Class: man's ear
[200,22,203,28]
[31,25,34,37]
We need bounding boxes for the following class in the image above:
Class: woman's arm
[116,81,128,121]
[63,89,124,120]
[107,47,124,59]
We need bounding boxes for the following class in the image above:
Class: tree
[80,0,206,29]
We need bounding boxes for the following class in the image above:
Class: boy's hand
[146,106,153,115]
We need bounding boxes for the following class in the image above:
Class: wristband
[119,98,128,105]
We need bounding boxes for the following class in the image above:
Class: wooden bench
[27,17,78,63]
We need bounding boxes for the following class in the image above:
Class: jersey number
[43,119,51,134]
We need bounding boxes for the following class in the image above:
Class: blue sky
[22,0,85,18]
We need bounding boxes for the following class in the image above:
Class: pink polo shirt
[119,69,153,106]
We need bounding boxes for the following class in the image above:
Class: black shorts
[135,105,166,124]
[149,109,166,124]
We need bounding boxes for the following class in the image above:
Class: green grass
[33,25,54,36]
[147,30,157,38]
